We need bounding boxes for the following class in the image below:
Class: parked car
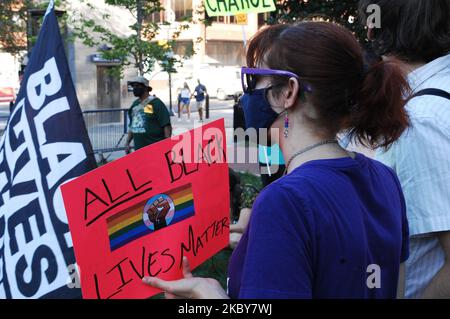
[197,66,242,100]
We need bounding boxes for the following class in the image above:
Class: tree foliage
[268,0,367,44]
[70,0,193,78]
[0,0,27,56]
[0,1,194,77]
[0,0,67,56]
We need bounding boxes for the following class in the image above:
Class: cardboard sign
[204,0,276,17]
[61,119,230,299]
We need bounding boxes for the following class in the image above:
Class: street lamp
[160,8,177,116]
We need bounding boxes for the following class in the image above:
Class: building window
[146,10,165,24]
[173,0,192,21]
[258,12,271,27]
[212,15,237,24]
[142,0,168,24]
[206,41,245,66]
[173,41,194,56]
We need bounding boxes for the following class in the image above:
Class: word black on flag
[0,3,96,298]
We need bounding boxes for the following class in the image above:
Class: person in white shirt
[359,0,450,298]
[178,82,191,122]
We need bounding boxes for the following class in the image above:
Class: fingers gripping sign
[142,257,228,299]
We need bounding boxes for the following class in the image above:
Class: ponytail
[349,60,410,149]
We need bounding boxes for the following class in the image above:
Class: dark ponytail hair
[247,22,410,149]
[350,60,410,149]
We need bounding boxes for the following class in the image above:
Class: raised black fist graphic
[147,196,170,230]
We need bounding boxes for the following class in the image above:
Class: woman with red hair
[143,21,411,299]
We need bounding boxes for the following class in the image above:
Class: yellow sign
[204,0,276,17]
[235,13,248,25]
[157,40,169,49]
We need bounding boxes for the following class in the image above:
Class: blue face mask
[240,88,281,130]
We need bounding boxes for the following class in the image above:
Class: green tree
[70,0,193,78]
[268,0,367,44]
[0,0,27,56]
[0,0,67,56]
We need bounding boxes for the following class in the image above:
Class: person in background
[229,208,251,250]
[178,82,191,122]
[193,79,207,122]
[143,22,410,299]
[125,76,172,153]
[359,0,450,299]
[9,99,14,113]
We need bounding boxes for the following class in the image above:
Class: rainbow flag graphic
[106,183,195,251]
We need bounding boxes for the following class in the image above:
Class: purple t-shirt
[228,153,409,299]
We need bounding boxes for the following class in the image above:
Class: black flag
[0,2,96,298]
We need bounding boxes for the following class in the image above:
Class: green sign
[204,0,276,17]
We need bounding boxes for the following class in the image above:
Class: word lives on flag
[0,4,96,298]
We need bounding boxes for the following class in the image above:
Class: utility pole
[164,3,176,116]
[162,50,175,115]
[168,72,173,114]
[136,0,143,75]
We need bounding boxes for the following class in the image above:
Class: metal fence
[0,108,129,154]
[82,108,129,153]
[0,115,9,139]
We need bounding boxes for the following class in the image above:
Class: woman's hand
[142,257,229,299]
[230,208,252,234]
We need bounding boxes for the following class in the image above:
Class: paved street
[0,103,10,133]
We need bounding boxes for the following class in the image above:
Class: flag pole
[44,0,55,18]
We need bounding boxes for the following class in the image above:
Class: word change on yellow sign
[204,0,276,17]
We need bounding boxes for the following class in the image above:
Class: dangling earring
[284,111,289,138]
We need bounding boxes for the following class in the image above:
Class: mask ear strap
[262,146,272,177]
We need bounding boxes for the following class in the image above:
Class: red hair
[247,22,410,149]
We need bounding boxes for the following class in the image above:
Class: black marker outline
[85,187,153,227]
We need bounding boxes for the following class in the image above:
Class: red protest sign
[61,119,230,299]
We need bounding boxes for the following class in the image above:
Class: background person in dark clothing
[125,76,172,153]
[193,79,207,122]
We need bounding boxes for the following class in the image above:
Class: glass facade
[173,0,193,21]
[212,15,237,24]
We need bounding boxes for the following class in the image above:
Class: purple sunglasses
[241,67,311,93]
